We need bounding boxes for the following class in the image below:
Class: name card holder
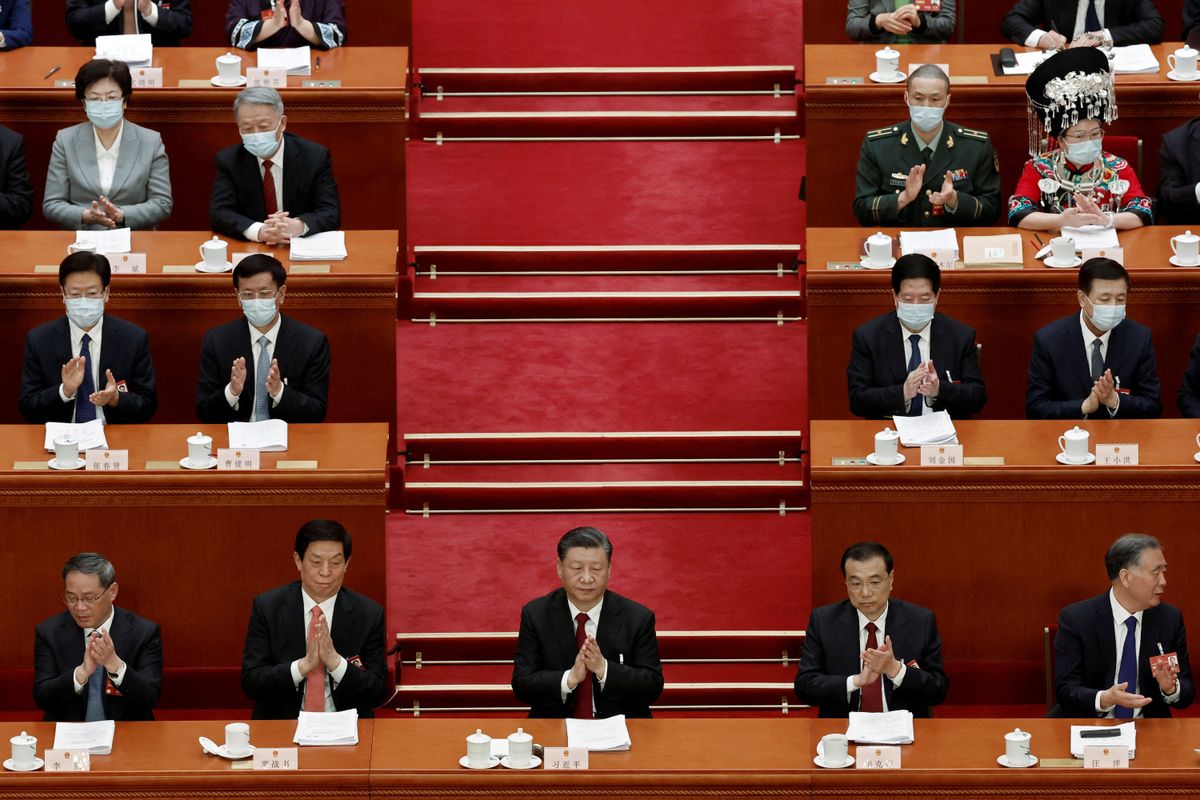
[85,449,129,471]
[145,460,182,470]
[1081,247,1124,265]
[110,253,148,274]
[1095,443,1139,466]
[856,745,901,769]
[177,79,213,88]
[277,460,318,470]
[912,248,959,272]
[1083,744,1129,769]
[543,747,588,770]
[131,67,163,88]
[252,747,298,770]
[290,263,331,274]
[34,264,59,274]
[13,461,50,470]
[920,444,963,466]
[54,79,76,88]
[44,750,90,772]
[247,67,287,87]
[217,448,261,470]
[161,265,196,273]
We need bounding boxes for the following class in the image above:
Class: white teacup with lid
[506,727,533,768]
[874,427,901,463]
[53,437,79,469]
[187,432,212,468]
[863,231,893,267]
[1172,230,1200,265]
[465,729,491,768]
[1004,727,1032,766]
[200,236,229,269]
[1058,426,1090,463]
[216,52,242,83]
[875,47,901,78]
[1169,45,1199,78]
[9,731,36,770]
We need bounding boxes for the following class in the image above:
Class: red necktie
[262,159,278,217]
[303,606,326,712]
[122,0,137,34]
[860,622,884,713]
[571,612,593,719]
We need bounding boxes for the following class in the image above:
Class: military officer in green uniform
[853,64,1001,227]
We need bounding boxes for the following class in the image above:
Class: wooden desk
[0,720,373,799]
[1,423,388,681]
[805,43,1194,226]
[807,225,1200,419]
[0,230,398,433]
[811,418,1200,704]
[0,47,408,235]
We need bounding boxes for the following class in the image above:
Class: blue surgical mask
[65,296,105,329]
[896,301,935,330]
[85,99,124,131]
[241,122,281,159]
[241,297,277,328]
[1086,299,1125,332]
[1065,138,1103,167]
[908,103,945,133]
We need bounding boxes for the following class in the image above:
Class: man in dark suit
[210,87,340,243]
[241,520,389,719]
[512,527,664,718]
[1177,335,1200,416]
[1026,258,1160,419]
[1156,117,1200,225]
[0,124,33,228]
[848,254,986,419]
[66,0,192,46]
[795,541,949,717]
[34,553,162,721]
[20,252,157,424]
[1051,534,1194,718]
[1002,0,1163,48]
[195,254,330,423]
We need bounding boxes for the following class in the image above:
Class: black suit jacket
[1001,0,1164,45]
[847,311,987,419]
[19,314,158,424]
[1026,313,1161,419]
[65,0,192,45]
[1177,333,1200,417]
[1186,0,1200,40]
[210,133,341,241]
[512,589,664,718]
[241,582,389,719]
[1156,118,1200,225]
[794,598,949,718]
[0,125,33,229]
[1051,591,1194,717]
[33,607,163,721]
[195,315,330,423]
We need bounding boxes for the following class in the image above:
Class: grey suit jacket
[43,120,173,230]
[847,0,956,42]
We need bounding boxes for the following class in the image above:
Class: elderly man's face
[1117,547,1166,612]
[844,556,893,621]
[556,546,611,612]
[63,571,117,630]
[236,103,287,138]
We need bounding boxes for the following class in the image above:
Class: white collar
[83,607,116,638]
[567,595,605,624]
[92,120,125,156]
[247,312,282,345]
[856,603,889,632]
[1079,310,1113,348]
[1109,587,1144,627]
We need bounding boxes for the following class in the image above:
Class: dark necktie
[906,333,923,416]
[76,333,97,423]
[262,159,278,217]
[861,622,885,713]
[1115,616,1137,718]
[571,612,594,719]
[1091,338,1104,382]
[1085,0,1102,33]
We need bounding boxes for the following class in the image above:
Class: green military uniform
[853,119,1001,227]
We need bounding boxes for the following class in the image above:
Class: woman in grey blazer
[846,0,956,43]
[43,59,172,231]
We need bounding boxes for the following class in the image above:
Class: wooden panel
[807,226,1200,420]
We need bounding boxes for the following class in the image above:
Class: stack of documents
[258,46,312,75]
[899,228,958,256]
[845,710,915,744]
[566,714,632,751]
[54,720,116,755]
[1001,50,1052,76]
[1061,226,1120,251]
[961,233,1023,267]
[1071,722,1136,758]
[294,710,359,746]
[1112,44,1160,74]
[290,230,347,261]
[891,411,958,447]
[44,420,108,452]
[228,420,288,452]
[95,34,152,66]
[75,227,132,254]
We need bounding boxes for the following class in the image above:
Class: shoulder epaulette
[866,125,901,140]
[954,126,990,141]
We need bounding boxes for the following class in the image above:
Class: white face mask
[65,296,105,329]
[1085,297,1125,332]
[241,297,277,327]
[241,121,282,159]
[896,301,935,330]
[908,103,945,133]
[1065,138,1103,167]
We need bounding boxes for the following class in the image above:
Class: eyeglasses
[63,587,111,606]
[1061,127,1104,143]
[237,290,279,301]
[64,290,105,300]
[845,578,886,593]
[84,94,123,102]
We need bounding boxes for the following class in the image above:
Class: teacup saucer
[1168,70,1200,82]
[1056,452,1096,465]
[866,452,905,466]
[3,757,44,772]
[997,754,1038,768]
[180,456,218,470]
[1169,255,1200,268]
[1044,255,1082,269]
[1193,451,1200,463]
[860,256,896,270]
[814,753,855,769]
[869,70,906,84]
[48,458,85,470]
[211,75,248,87]
[500,755,541,769]
[195,260,234,273]
[199,736,254,759]
[459,755,500,769]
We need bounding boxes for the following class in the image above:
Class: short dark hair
[294,519,353,560]
[233,254,287,289]
[62,552,116,587]
[1079,257,1130,294]
[840,541,894,576]
[74,59,132,102]
[891,253,941,295]
[907,64,950,93]
[556,526,612,561]
[1105,533,1161,580]
[59,252,111,288]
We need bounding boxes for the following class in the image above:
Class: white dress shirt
[1097,588,1181,716]
[1023,0,1112,45]
[558,596,609,706]
[72,607,126,693]
[1079,311,1120,416]
[844,605,908,710]
[102,0,160,28]
[93,121,124,197]
[224,315,285,416]
[58,315,106,424]
[289,589,348,713]
[901,320,933,415]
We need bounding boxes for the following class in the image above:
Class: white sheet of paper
[1002,49,1052,76]
[565,714,632,751]
[290,230,347,261]
[53,720,116,755]
[1071,723,1136,758]
[94,33,152,66]
[845,710,915,744]
[1061,226,1120,250]
[1111,44,1160,74]
[258,46,312,75]
[74,227,132,254]
[898,228,958,256]
[44,420,108,452]
[293,709,358,746]
[227,420,288,452]
[891,410,959,447]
